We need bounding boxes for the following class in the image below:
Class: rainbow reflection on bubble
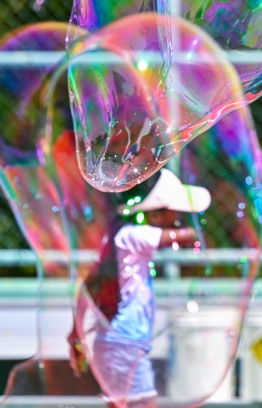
[68,0,262,103]
[0,22,70,167]
[67,13,246,192]
[71,101,262,406]
[181,0,262,103]
[0,10,262,408]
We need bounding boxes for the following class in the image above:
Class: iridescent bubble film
[1,129,113,400]
[69,105,262,407]
[181,0,262,103]
[0,22,70,167]
[0,4,262,408]
[67,13,245,192]
[68,0,262,102]
[0,23,110,402]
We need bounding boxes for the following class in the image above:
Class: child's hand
[68,333,88,377]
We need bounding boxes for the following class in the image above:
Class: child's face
[145,208,181,229]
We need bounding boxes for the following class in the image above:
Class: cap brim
[165,183,211,213]
[117,168,211,215]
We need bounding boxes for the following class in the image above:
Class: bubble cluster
[0,3,262,407]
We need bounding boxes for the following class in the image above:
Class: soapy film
[0,9,262,408]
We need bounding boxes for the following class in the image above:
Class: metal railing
[0,247,260,279]
[0,248,261,303]
[0,248,259,265]
[0,50,262,66]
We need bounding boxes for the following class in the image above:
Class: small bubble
[194,241,201,248]
[245,176,253,185]
[150,269,157,277]
[170,231,176,239]
[33,3,41,11]
[237,263,244,270]
[172,242,179,251]
[187,300,199,314]
[237,211,244,218]
[52,206,60,212]
[193,247,200,254]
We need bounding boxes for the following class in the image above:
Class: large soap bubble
[69,104,262,407]
[1,14,262,408]
[67,13,247,192]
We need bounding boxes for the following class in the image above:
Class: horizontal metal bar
[154,248,259,264]
[0,396,256,407]
[0,277,260,301]
[0,248,259,266]
[0,51,65,66]
[0,50,261,66]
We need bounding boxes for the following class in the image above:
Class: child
[68,168,211,408]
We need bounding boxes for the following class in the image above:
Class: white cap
[117,168,211,215]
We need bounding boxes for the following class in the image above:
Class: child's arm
[158,227,196,248]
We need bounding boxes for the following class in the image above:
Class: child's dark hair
[114,171,161,208]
